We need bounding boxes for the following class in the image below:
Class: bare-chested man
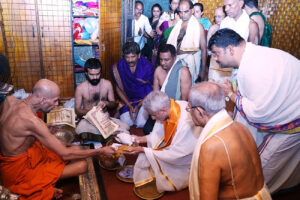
[167,0,207,82]
[0,79,115,199]
[75,58,117,118]
[220,0,259,44]
[153,44,191,100]
[188,82,271,200]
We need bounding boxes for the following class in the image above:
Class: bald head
[189,82,225,115]
[32,79,60,99]
[178,0,193,22]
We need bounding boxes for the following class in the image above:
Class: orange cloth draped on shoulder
[0,141,65,200]
[155,98,181,150]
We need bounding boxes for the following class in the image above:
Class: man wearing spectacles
[130,91,201,196]
[188,82,271,200]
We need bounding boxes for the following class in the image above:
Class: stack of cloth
[72,0,99,16]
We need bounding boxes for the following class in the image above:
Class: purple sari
[111,56,154,114]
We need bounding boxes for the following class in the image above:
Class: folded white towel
[116,132,134,146]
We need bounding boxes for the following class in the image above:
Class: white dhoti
[167,16,202,83]
[236,113,300,193]
[133,101,201,192]
[177,51,201,83]
[241,184,271,200]
[234,42,300,193]
[119,105,148,128]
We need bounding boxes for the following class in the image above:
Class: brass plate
[133,180,164,200]
[116,165,134,183]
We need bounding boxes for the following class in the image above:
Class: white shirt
[134,14,152,50]
[220,10,250,41]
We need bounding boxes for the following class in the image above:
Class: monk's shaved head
[32,79,60,99]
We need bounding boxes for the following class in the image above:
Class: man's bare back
[199,122,264,199]
[0,96,39,156]
[75,78,115,117]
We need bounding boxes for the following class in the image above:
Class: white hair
[143,91,170,112]
[189,82,225,115]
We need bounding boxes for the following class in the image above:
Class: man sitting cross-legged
[74,58,129,137]
[75,58,117,119]
[0,79,115,200]
[111,41,154,128]
[130,91,201,194]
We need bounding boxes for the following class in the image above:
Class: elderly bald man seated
[0,79,115,200]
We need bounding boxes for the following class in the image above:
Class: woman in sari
[142,4,162,62]
[152,10,180,67]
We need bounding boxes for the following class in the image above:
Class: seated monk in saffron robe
[0,79,115,200]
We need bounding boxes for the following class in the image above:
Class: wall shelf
[73,15,98,18]
[71,0,100,86]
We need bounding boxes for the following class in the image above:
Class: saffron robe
[0,141,65,200]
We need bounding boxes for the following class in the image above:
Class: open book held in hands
[47,107,76,128]
[84,106,119,139]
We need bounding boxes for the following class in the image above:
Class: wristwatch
[225,91,233,102]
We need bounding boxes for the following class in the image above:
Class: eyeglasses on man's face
[186,105,204,112]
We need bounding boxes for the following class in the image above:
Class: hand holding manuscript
[47,108,76,128]
[84,106,119,139]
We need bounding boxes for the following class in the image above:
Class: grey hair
[189,82,225,115]
[143,91,171,112]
